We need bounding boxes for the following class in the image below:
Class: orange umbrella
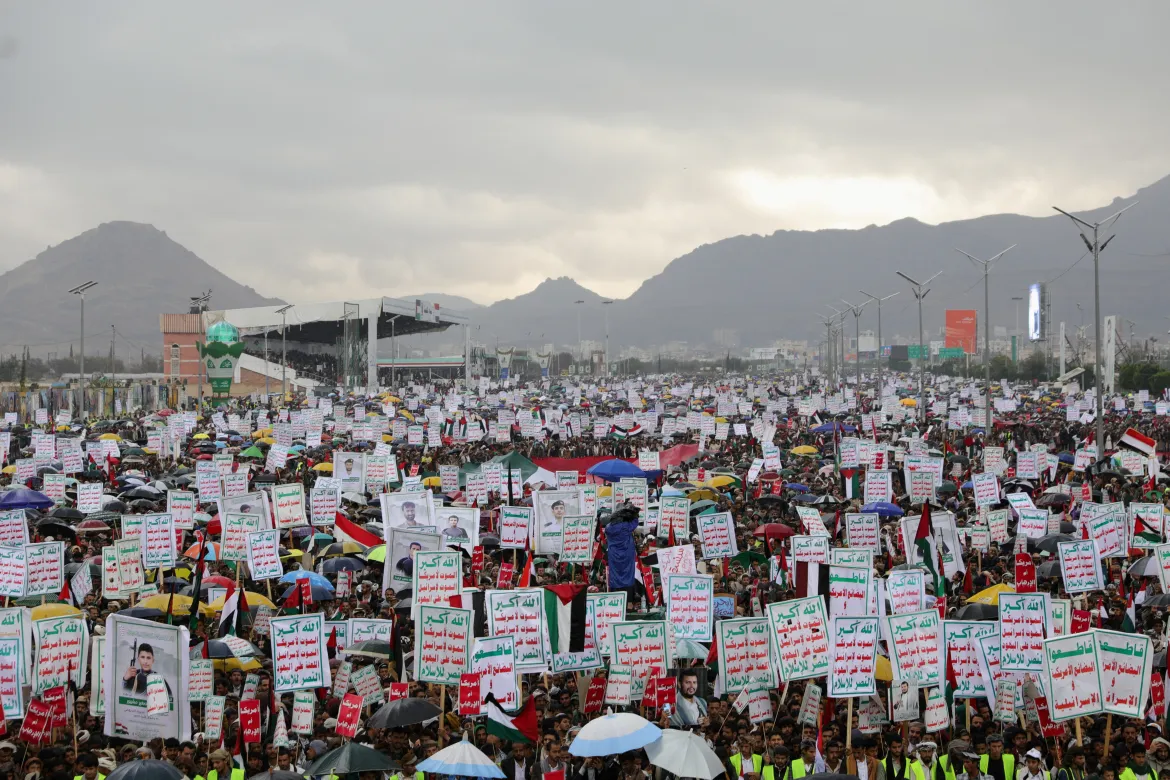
[183,542,223,560]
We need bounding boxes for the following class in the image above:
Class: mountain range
[3,173,1168,359]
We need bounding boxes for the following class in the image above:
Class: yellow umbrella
[707,475,739,488]
[876,655,893,682]
[251,429,272,439]
[1,465,14,475]
[715,417,728,424]
[208,591,276,610]
[399,410,415,421]
[215,657,262,672]
[382,434,393,443]
[598,486,613,497]
[137,594,216,616]
[55,424,70,432]
[143,448,158,455]
[383,395,402,403]
[32,604,81,620]
[98,433,122,441]
[258,437,276,446]
[689,489,717,502]
[313,463,334,472]
[789,445,818,456]
[900,398,917,407]
[422,476,441,487]
[967,584,1013,605]
[192,433,210,440]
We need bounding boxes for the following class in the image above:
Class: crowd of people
[0,368,1168,780]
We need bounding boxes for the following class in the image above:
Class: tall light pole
[895,270,942,426]
[1054,202,1137,451]
[574,300,585,371]
[276,304,293,401]
[818,315,834,387]
[859,290,899,403]
[602,300,614,377]
[955,245,1016,436]
[68,281,98,419]
[1011,295,1024,363]
[841,298,870,401]
[190,291,212,409]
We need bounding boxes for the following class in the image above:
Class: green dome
[205,320,240,344]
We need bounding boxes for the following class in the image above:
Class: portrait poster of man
[103,614,191,742]
[383,528,442,593]
[670,667,710,729]
[533,489,580,555]
[380,491,437,531]
[891,677,920,722]
[216,492,272,532]
[437,506,479,553]
[333,451,366,494]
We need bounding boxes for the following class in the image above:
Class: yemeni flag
[543,584,588,654]
[217,584,249,638]
[484,694,539,744]
[610,424,643,439]
[840,469,861,500]
[1120,427,1157,459]
[334,512,382,548]
[915,502,944,597]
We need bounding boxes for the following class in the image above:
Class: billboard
[1028,283,1046,342]
[944,310,978,354]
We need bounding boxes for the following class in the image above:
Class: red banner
[239,699,262,743]
[584,677,606,713]
[19,698,52,744]
[459,673,483,716]
[388,682,409,701]
[336,693,364,738]
[1033,696,1065,737]
[1014,553,1037,593]
[945,310,978,354]
[1070,610,1091,634]
[496,561,514,589]
[471,546,484,574]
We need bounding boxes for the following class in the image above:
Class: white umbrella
[568,712,661,757]
[644,729,725,780]
[416,733,504,778]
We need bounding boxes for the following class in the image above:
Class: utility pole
[895,270,942,426]
[1054,202,1137,452]
[602,300,614,377]
[955,245,1016,437]
[68,281,97,419]
[859,290,899,406]
[110,326,117,410]
[818,315,834,388]
[276,304,294,401]
[264,331,270,399]
[1011,295,1024,363]
[574,300,584,372]
[841,298,871,402]
[190,291,212,411]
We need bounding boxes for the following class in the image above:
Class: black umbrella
[936,483,958,496]
[1029,533,1073,555]
[345,639,393,660]
[1129,556,1161,579]
[319,557,366,574]
[1036,493,1073,509]
[107,761,184,780]
[130,499,160,510]
[35,520,77,540]
[366,697,441,729]
[122,486,163,499]
[305,743,399,775]
[49,506,85,521]
[193,639,263,659]
[955,603,998,620]
[1035,560,1062,580]
[64,562,101,578]
[118,607,166,620]
[478,533,500,548]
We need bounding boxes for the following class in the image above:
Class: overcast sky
[3,2,1169,306]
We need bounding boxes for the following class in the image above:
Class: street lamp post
[841,299,870,401]
[574,300,585,372]
[602,300,614,377]
[859,290,899,404]
[895,270,942,426]
[955,245,1016,437]
[1054,202,1137,452]
[67,281,98,418]
[1011,295,1024,363]
[276,304,293,400]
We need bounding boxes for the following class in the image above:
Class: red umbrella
[752,523,796,540]
[202,574,234,588]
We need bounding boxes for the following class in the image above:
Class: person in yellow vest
[731,741,764,780]
[207,749,246,780]
[1017,749,1051,780]
[981,735,1016,780]
[1120,742,1159,780]
[915,741,956,780]
[781,740,817,780]
[885,733,925,780]
[73,754,106,780]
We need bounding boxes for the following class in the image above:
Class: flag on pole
[915,503,943,597]
[484,694,538,744]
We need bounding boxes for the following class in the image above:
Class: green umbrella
[730,550,767,568]
[305,742,400,775]
[674,639,710,660]
[240,445,265,458]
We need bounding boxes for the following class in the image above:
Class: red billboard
[945,310,978,354]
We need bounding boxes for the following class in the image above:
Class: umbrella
[730,550,767,567]
[936,482,958,496]
[305,743,399,776]
[64,562,101,578]
[279,570,333,589]
[587,459,648,482]
[0,488,53,511]
[1029,533,1073,554]
[688,499,717,515]
[76,518,112,533]
[753,523,796,540]
[417,734,505,779]
[966,584,1013,605]
[1036,560,1062,580]
[196,638,263,659]
[117,606,166,620]
[49,506,85,521]
[955,603,998,621]
[345,639,393,659]
[1036,493,1073,509]
[319,556,366,574]
[1129,556,1161,579]
[36,520,77,539]
[367,697,442,729]
[568,712,662,756]
[860,502,904,517]
[319,541,368,557]
[674,639,710,660]
[280,583,335,602]
[31,604,81,619]
[784,483,810,492]
[789,446,818,456]
[644,730,725,780]
[106,761,183,780]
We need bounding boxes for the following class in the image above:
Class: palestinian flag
[217,584,249,638]
[1122,594,1136,633]
[610,424,643,439]
[543,584,588,654]
[334,512,382,548]
[1134,510,1163,546]
[916,502,944,597]
[484,694,538,744]
[840,469,861,500]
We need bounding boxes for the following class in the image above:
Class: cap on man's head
[1026,749,1043,761]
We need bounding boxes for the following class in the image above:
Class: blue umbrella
[281,583,336,602]
[792,493,820,503]
[0,488,53,511]
[586,459,647,482]
[961,481,974,489]
[279,570,333,589]
[417,734,505,778]
[784,483,810,492]
[810,422,856,434]
[1058,452,1075,464]
[861,501,904,517]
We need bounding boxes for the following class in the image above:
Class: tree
[1151,372,1170,397]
